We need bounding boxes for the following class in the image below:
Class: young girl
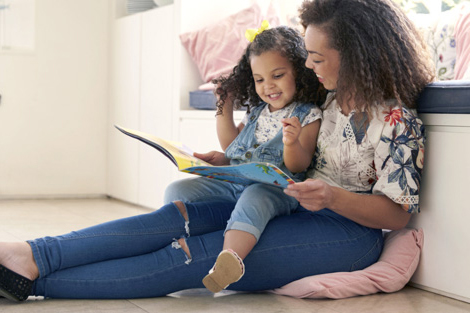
[164,23,325,293]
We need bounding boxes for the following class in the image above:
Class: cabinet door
[408,124,470,301]
[107,14,141,204]
[178,112,244,180]
[138,6,175,209]
[178,117,219,180]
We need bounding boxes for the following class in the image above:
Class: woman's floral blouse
[309,93,425,213]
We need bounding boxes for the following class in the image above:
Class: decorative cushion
[429,7,460,80]
[454,3,470,80]
[271,228,424,299]
[179,3,280,83]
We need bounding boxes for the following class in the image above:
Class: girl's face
[304,25,340,91]
[250,50,296,112]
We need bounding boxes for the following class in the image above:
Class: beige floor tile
[131,289,339,313]
[0,229,19,241]
[314,286,470,313]
[0,298,147,313]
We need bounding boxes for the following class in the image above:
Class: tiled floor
[1,198,470,313]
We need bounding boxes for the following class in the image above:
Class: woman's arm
[284,179,410,230]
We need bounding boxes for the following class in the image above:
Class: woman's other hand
[193,151,230,166]
[284,179,334,212]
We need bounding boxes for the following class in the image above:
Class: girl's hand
[193,151,230,166]
[282,117,302,146]
[284,179,335,212]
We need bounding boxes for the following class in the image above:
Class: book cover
[115,125,295,188]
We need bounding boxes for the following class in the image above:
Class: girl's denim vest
[225,102,315,182]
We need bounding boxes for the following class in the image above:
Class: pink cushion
[271,228,424,299]
[179,3,280,83]
[454,3,470,80]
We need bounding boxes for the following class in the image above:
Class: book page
[115,125,211,170]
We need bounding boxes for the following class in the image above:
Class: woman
[0,0,434,301]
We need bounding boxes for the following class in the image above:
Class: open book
[115,125,295,188]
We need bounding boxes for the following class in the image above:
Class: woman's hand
[193,151,230,166]
[284,179,335,212]
[286,179,411,230]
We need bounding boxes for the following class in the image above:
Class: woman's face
[304,25,340,91]
[250,50,296,112]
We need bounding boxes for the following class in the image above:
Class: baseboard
[0,194,108,201]
[409,282,470,304]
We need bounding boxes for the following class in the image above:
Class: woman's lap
[227,207,383,291]
[30,202,383,298]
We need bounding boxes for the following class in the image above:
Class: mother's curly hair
[213,25,326,115]
[299,0,435,113]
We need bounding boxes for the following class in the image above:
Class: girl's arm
[282,117,320,173]
[216,97,245,151]
[193,151,230,166]
[284,179,411,230]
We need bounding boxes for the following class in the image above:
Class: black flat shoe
[0,264,33,302]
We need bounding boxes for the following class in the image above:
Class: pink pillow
[271,228,424,299]
[179,3,280,83]
[454,3,470,80]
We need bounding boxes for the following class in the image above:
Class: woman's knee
[177,237,191,259]
[173,200,188,221]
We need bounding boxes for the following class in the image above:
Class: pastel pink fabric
[179,3,280,84]
[271,228,424,299]
[454,3,470,80]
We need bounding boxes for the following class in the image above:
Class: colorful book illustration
[115,125,295,188]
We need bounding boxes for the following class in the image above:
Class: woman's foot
[202,249,245,293]
[0,242,39,281]
[0,242,38,301]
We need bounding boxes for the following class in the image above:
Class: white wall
[0,0,111,198]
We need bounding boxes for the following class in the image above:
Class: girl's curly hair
[213,25,326,115]
[299,0,435,114]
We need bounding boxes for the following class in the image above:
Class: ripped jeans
[164,177,299,240]
[28,201,383,299]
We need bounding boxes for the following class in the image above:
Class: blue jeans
[164,177,299,240]
[28,201,383,299]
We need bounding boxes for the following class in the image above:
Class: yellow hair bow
[245,20,270,42]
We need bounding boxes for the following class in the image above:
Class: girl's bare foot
[0,242,39,280]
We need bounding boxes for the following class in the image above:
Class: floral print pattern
[310,94,425,213]
[241,102,322,144]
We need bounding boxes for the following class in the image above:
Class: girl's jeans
[164,177,299,240]
[28,201,383,299]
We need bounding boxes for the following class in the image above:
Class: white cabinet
[139,5,175,208]
[107,13,141,204]
[408,114,470,303]
[107,1,255,208]
[107,5,175,209]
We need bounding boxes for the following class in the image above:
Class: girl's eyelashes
[312,60,323,64]
[253,73,285,83]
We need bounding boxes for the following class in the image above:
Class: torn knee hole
[173,201,189,221]
[173,201,190,236]
[172,238,192,264]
